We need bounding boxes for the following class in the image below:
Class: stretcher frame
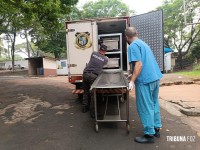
[90,70,130,133]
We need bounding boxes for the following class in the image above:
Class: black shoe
[82,105,89,113]
[134,134,154,143]
[154,128,160,138]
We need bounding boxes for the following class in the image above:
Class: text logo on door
[75,32,92,50]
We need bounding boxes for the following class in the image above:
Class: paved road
[0,77,199,150]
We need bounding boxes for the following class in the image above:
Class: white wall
[5,60,28,69]
[56,59,68,75]
[164,52,172,72]
[43,58,56,69]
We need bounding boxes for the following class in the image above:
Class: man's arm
[129,61,142,90]
[104,56,109,65]
[131,61,142,82]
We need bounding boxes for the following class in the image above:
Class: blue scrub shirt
[128,38,163,85]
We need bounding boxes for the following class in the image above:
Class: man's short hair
[125,27,138,38]
[100,44,107,51]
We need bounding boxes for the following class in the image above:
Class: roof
[25,56,55,61]
[66,16,129,24]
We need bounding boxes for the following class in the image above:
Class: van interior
[97,19,128,71]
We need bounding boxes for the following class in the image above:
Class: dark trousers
[82,72,98,107]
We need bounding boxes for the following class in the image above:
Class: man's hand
[129,81,134,91]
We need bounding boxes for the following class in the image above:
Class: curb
[160,99,200,117]
[160,81,195,87]
[180,108,200,116]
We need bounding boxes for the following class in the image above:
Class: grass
[175,70,200,77]
[175,64,200,77]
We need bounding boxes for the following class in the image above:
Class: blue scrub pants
[135,80,162,135]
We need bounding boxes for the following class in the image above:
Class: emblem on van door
[75,32,92,50]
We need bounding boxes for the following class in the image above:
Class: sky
[77,0,163,15]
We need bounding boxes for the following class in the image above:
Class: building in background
[25,56,56,77]
[56,59,68,75]
[164,47,174,73]
[5,60,28,69]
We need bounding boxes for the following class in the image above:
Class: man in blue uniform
[82,45,108,114]
[125,27,163,143]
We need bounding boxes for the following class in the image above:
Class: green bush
[193,64,200,71]
[184,54,195,62]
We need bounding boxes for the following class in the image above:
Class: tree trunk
[25,30,30,58]
[54,51,60,59]
[7,43,10,60]
[11,32,16,72]
[178,49,183,69]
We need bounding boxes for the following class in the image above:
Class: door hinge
[66,29,75,33]
[68,64,77,67]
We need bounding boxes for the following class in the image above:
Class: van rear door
[129,10,164,71]
[66,22,97,76]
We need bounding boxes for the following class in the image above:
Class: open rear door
[130,10,164,71]
[66,22,97,76]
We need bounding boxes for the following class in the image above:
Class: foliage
[184,53,195,62]
[25,0,78,58]
[14,54,23,60]
[32,31,67,58]
[15,42,39,57]
[0,0,78,61]
[0,0,26,71]
[193,64,200,71]
[0,56,7,61]
[191,43,200,59]
[69,6,82,20]
[158,0,200,69]
[75,0,134,19]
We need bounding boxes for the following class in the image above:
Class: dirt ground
[0,71,200,150]
[159,84,200,137]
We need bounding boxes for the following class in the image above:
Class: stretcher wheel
[95,123,99,133]
[126,123,130,133]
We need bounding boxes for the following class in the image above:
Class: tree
[191,43,200,62]
[26,0,78,58]
[0,37,3,57]
[14,54,23,60]
[0,1,25,72]
[15,42,34,57]
[69,6,83,20]
[0,0,78,63]
[158,0,200,69]
[32,31,67,58]
[80,0,134,19]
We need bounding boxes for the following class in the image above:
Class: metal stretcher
[90,70,130,133]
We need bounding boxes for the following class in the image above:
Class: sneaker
[134,134,154,143]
